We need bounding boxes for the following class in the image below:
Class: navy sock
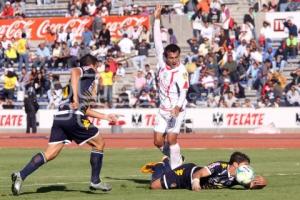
[151,163,165,181]
[162,142,170,157]
[90,150,103,184]
[20,152,46,180]
[162,157,172,173]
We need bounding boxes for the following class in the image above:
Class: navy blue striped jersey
[59,66,97,114]
[200,161,239,189]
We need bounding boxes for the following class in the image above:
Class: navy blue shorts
[49,113,99,145]
[160,163,201,190]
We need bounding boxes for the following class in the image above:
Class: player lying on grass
[141,151,267,191]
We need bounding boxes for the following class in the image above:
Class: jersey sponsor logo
[82,119,91,130]
[213,112,223,126]
[132,113,142,127]
[296,113,300,126]
[174,169,184,176]
[221,163,228,169]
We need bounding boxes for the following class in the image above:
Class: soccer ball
[235,165,255,185]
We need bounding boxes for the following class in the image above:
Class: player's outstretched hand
[106,114,119,123]
[250,176,267,189]
[192,178,201,192]
[154,4,162,19]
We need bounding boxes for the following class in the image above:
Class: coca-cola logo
[0,16,149,41]
[105,16,148,37]
[36,18,91,38]
[0,20,35,39]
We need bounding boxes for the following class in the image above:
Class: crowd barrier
[0,108,299,132]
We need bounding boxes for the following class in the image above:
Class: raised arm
[154,5,164,67]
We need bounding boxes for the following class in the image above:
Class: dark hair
[80,54,98,67]
[164,44,181,58]
[21,32,26,38]
[229,151,250,165]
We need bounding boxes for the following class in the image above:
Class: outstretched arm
[154,5,164,67]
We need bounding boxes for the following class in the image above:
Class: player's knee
[153,139,163,148]
[44,151,58,161]
[94,140,105,151]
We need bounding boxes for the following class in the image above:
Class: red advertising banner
[0,16,150,41]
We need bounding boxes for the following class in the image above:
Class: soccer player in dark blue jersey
[142,151,267,191]
[11,54,119,195]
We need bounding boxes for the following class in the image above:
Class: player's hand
[70,102,79,110]
[106,114,119,123]
[192,178,201,192]
[171,106,180,117]
[250,176,267,189]
[154,4,162,19]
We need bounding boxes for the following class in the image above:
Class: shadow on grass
[20,185,109,195]
[105,176,150,185]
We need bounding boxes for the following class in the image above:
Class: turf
[0,148,300,200]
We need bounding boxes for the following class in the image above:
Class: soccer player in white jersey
[153,5,189,170]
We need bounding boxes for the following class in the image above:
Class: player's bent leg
[86,133,112,192]
[11,143,63,196]
[167,133,183,169]
[153,131,164,148]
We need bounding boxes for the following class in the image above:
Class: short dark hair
[229,151,250,165]
[164,44,181,58]
[80,54,98,67]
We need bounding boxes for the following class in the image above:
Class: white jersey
[154,19,189,111]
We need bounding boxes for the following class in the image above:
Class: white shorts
[154,109,186,134]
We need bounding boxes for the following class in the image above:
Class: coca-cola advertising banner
[0,16,150,41]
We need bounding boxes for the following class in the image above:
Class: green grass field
[0,148,300,200]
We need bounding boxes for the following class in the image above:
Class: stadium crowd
[1,0,300,110]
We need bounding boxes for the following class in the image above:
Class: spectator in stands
[116,62,126,77]
[286,84,300,106]
[78,42,90,59]
[56,27,67,43]
[118,33,135,56]
[47,75,62,109]
[220,3,231,40]
[0,42,4,67]
[284,19,298,37]
[135,89,153,108]
[12,0,25,17]
[201,20,214,43]
[132,39,150,70]
[209,0,221,22]
[191,9,203,40]
[19,67,30,91]
[1,68,18,108]
[4,43,18,67]
[0,1,14,18]
[87,0,97,15]
[278,0,290,11]
[168,28,178,45]
[99,64,114,108]
[116,86,130,108]
[286,34,298,58]
[224,90,237,107]
[98,23,111,45]
[82,26,94,47]
[34,42,52,69]
[134,69,146,95]
[197,0,210,21]
[16,32,29,70]
[33,71,47,97]
[242,98,254,108]
[259,21,272,50]
[139,25,150,43]
[144,72,156,92]
[57,42,71,69]
[24,88,39,134]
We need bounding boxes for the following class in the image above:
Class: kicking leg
[12,143,64,195]
[87,133,111,191]
[154,131,170,157]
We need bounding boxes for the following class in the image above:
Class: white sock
[169,143,183,170]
